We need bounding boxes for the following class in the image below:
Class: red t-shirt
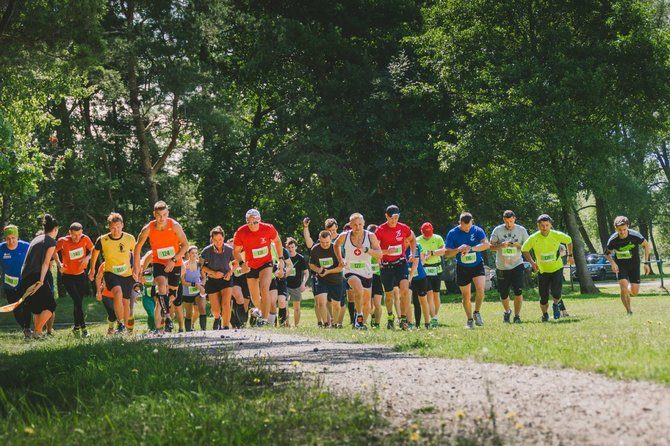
[56,235,94,275]
[233,222,278,269]
[375,222,411,262]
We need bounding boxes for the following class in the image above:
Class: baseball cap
[420,222,433,237]
[245,209,261,220]
[385,205,400,217]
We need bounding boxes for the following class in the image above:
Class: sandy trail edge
[159,331,670,446]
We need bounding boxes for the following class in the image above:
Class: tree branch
[151,94,181,175]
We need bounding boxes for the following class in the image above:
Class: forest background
[3,0,670,294]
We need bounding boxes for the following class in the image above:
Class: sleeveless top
[343,230,373,279]
[182,261,201,296]
[148,218,183,267]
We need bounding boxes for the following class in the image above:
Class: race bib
[616,250,632,260]
[424,266,439,276]
[234,267,242,277]
[157,246,176,260]
[112,264,129,274]
[69,247,85,260]
[144,276,154,286]
[252,246,269,259]
[4,274,19,287]
[461,252,477,264]
[288,268,296,277]
[371,264,380,274]
[539,252,555,263]
[501,247,517,257]
[188,286,199,295]
[319,257,334,268]
[388,245,402,256]
[350,262,366,270]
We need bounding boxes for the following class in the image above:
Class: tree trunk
[595,195,611,253]
[573,207,597,253]
[562,200,600,294]
[1,193,9,227]
[648,219,661,274]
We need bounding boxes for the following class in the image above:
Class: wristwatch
[171,256,177,262]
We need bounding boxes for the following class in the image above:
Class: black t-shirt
[605,230,645,264]
[21,235,57,278]
[286,252,306,289]
[309,243,342,286]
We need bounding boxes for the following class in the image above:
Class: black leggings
[538,270,563,305]
[4,287,32,329]
[102,298,116,322]
[62,273,91,327]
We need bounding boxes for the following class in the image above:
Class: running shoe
[465,319,474,329]
[552,303,561,320]
[72,326,81,337]
[503,310,511,323]
[541,313,549,322]
[513,315,521,324]
[473,311,484,326]
[407,323,415,330]
[46,330,55,337]
[165,318,174,332]
[115,323,126,334]
[399,319,409,331]
[212,318,221,331]
[107,327,115,336]
[335,323,343,329]
[82,329,90,338]
[371,322,380,329]
[627,311,633,316]
[424,323,431,329]
[359,324,368,330]
[23,328,32,341]
[387,314,395,330]
[430,317,439,329]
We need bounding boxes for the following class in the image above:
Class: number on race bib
[539,253,555,263]
[350,262,366,269]
[319,257,334,268]
[69,247,85,260]
[252,246,269,259]
[388,245,402,256]
[501,247,517,257]
[4,274,19,287]
[461,252,477,264]
[616,250,632,260]
[112,264,128,274]
[424,267,438,276]
[157,247,176,260]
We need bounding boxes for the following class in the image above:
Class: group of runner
[0,202,650,338]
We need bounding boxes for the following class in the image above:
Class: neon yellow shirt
[521,230,571,274]
[417,234,445,265]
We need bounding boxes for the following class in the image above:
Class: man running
[133,201,189,333]
[444,212,490,329]
[233,209,283,326]
[522,214,574,321]
[366,224,384,328]
[285,237,309,328]
[89,212,136,333]
[416,222,445,328]
[375,205,417,330]
[489,210,529,323]
[1,225,32,339]
[605,216,650,315]
[56,222,94,337]
[200,227,235,330]
[310,230,344,327]
[334,213,383,329]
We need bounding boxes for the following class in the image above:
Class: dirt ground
[165,330,670,446]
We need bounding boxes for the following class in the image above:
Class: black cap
[385,205,400,217]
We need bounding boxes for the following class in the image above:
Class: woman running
[181,246,205,331]
[200,226,235,330]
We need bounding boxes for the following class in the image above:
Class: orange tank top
[149,218,183,266]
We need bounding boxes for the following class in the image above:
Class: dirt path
[166,330,670,446]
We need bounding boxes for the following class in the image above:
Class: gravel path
[165,330,670,446]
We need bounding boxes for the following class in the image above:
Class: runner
[229,238,250,329]
[334,213,383,329]
[285,237,309,328]
[95,261,118,335]
[89,212,136,333]
[605,216,650,315]
[489,210,529,323]
[309,230,344,327]
[375,205,417,330]
[233,209,283,326]
[133,201,189,333]
[139,251,156,332]
[19,214,59,339]
[56,222,94,337]
[416,222,445,328]
[0,225,32,339]
[409,244,430,329]
[269,243,293,326]
[304,217,342,325]
[200,226,235,330]
[181,246,205,331]
[366,224,384,328]
[444,212,490,329]
[521,214,574,321]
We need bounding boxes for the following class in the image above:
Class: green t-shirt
[521,230,572,274]
[417,234,445,266]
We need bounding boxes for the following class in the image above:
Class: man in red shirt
[233,209,284,326]
[56,222,94,337]
[375,205,417,330]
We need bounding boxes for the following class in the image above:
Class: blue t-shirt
[446,225,487,267]
[406,245,426,280]
[0,240,30,290]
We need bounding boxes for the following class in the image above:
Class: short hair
[107,212,123,224]
[349,212,364,222]
[614,216,630,227]
[367,224,378,232]
[69,222,83,231]
[188,245,198,253]
[210,226,225,237]
[459,212,473,223]
[153,201,168,211]
[319,230,331,239]
[502,210,515,219]
[285,237,297,246]
[325,218,338,229]
[537,214,553,224]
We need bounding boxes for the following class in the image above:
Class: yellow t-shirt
[95,232,137,277]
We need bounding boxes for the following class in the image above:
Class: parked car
[571,254,617,281]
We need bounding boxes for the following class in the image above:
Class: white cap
[245,208,261,220]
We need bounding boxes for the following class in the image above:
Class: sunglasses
[247,221,260,225]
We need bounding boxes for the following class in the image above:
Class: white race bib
[319,257,334,268]
[616,250,632,260]
[388,245,402,256]
[539,252,555,263]
[461,252,477,264]
[112,264,129,275]
[252,246,269,259]
[4,274,19,287]
[69,247,85,260]
[156,246,176,260]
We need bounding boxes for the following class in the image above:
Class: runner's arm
[333,233,346,266]
[406,231,417,259]
[642,239,651,274]
[472,238,490,252]
[88,247,101,281]
[173,222,190,261]
[132,225,150,276]
[368,233,383,260]
[303,220,314,250]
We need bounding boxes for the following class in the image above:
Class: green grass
[0,335,391,445]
